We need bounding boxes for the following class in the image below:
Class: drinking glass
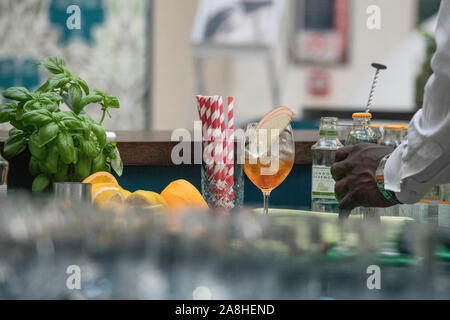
[243,123,295,215]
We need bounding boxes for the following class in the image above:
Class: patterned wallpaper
[0,0,148,130]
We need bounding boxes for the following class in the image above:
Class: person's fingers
[334,178,349,200]
[331,162,347,181]
[338,192,356,211]
[335,147,352,162]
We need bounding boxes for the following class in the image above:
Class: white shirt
[385,1,450,204]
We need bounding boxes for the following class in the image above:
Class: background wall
[151,0,428,130]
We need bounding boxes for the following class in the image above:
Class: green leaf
[2,87,32,102]
[57,132,76,164]
[28,132,47,160]
[110,146,123,176]
[79,94,102,110]
[75,156,91,180]
[80,138,99,158]
[29,157,41,176]
[39,56,67,74]
[90,124,107,149]
[0,103,16,123]
[106,96,120,109]
[3,134,27,159]
[38,122,59,147]
[22,109,53,127]
[68,84,83,114]
[40,92,63,102]
[44,144,59,175]
[92,152,106,173]
[53,161,69,182]
[32,174,50,193]
[60,118,85,131]
[73,76,89,95]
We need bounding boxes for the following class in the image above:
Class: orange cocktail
[244,157,294,193]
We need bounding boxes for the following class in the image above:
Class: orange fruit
[160,179,208,211]
[83,171,118,185]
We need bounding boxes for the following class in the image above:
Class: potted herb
[0,57,122,192]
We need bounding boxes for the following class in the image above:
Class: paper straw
[226,97,235,202]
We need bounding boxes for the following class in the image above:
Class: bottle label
[0,185,6,197]
[311,165,336,199]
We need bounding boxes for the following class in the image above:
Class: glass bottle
[311,117,343,213]
[346,113,378,145]
[380,125,403,148]
[345,113,377,217]
[370,124,382,143]
[0,151,8,197]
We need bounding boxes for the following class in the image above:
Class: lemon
[126,190,167,209]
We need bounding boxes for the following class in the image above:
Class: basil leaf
[73,76,89,95]
[38,122,59,147]
[60,118,85,131]
[29,156,41,176]
[22,109,53,127]
[80,138,99,158]
[0,104,16,123]
[91,124,107,149]
[3,134,27,159]
[106,96,120,109]
[9,128,25,139]
[39,57,67,74]
[28,132,46,160]
[40,92,63,103]
[57,132,76,164]
[2,87,32,101]
[92,152,106,173]
[53,161,69,182]
[68,84,83,114]
[75,156,91,180]
[32,174,50,193]
[44,144,59,175]
[79,94,103,110]
[110,146,123,176]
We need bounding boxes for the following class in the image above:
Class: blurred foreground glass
[53,182,92,203]
[243,123,295,215]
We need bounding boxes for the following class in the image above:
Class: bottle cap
[383,124,404,130]
[352,112,372,118]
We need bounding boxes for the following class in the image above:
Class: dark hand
[330,143,394,213]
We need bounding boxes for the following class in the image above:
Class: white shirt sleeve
[384,1,450,204]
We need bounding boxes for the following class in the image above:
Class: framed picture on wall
[291,0,350,65]
[192,0,285,51]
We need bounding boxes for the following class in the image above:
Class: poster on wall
[0,0,149,130]
[292,0,349,65]
[192,0,285,50]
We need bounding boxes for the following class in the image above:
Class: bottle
[346,112,377,216]
[0,151,8,197]
[370,124,382,143]
[380,125,403,148]
[311,117,343,213]
[346,113,378,145]
[378,125,405,216]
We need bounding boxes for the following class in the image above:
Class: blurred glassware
[53,182,92,203]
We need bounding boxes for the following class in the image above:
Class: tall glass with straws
[243,122,295,215]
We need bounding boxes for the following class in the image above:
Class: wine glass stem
[263,190,271,215]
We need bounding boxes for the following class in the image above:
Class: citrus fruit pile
[82,172,208,212]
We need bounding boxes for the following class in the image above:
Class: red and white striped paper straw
[226,97,235,202]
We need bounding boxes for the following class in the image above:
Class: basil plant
[0,57,123,192]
